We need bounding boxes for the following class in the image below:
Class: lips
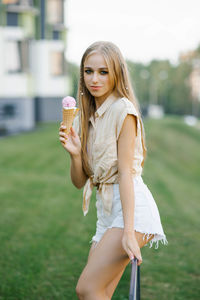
[90,86,102,90]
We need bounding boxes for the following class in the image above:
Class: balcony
[3,0,39,15]
[47,0,65,27]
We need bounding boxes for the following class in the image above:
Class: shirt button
[95,112,99,118]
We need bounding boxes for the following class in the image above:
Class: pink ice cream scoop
[62,96,76,108]
[62,96,79,135]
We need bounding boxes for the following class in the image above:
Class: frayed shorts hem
[89,225,168,250]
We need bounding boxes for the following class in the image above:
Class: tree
[67,61,79,99]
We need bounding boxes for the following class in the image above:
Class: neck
[95,90,117,109]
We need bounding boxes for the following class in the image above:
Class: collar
[89,92,119,124]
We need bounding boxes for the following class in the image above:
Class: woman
[59,41,168,300]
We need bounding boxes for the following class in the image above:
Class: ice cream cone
[62,107,79,135]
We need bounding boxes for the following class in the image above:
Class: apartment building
[0,0,69,134]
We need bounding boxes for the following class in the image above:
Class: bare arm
[117,114,142,264]
[59,124,88,188]
[70,151,88,189]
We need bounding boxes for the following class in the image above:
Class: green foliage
[0,117,200,299]
[67,61,80,99]
[126,59,195,116]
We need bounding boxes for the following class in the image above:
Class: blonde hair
[77,41,147,176]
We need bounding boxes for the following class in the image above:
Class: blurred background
[0,1,200,300]
[0,0,200,135]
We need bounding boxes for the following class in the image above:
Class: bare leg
[87,231,154,299]
[104,231,154,298]
[86,240,124,299]
[76,228,154,299]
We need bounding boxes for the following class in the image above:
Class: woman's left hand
[122,231,143,266]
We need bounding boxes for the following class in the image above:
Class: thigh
[88,230,154,262]
[135,231,154,248]
[85,230,154,298]
[78,228,129,292]
[87,241,98,263]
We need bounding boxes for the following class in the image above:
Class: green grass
[0,116,200,300]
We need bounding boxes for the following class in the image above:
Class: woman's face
[83,52,113,104]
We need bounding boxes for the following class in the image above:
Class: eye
[85,69,92,74]
[100,70,108,75]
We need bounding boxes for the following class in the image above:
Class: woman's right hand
[59,123,81,157]
[122,231,143,266]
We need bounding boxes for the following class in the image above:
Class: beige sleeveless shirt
[73,93,145,216]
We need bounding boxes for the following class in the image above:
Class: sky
[65,0,200,66]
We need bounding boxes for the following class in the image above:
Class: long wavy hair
[77,41,147,177]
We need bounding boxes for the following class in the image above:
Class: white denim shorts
[90,176,168,249]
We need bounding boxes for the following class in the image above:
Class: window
[0,104,17,119]
[5,40,21,73]
[20,40,29,72]
[7,12,18,26]
[49,51,64,76]
[47,0,63,24]
[5,40,29,73]
[53,30,59,40]
[3,104,16,117]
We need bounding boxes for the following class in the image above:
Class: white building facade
[0,0,69,135]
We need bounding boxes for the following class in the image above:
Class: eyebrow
[84,66,108,69]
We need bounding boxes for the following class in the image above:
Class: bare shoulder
[117,114,137,169]
[118,114,137,139]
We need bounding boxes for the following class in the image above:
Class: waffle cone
[62,108,79,134]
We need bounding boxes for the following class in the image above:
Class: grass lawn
[0,116,199,300]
